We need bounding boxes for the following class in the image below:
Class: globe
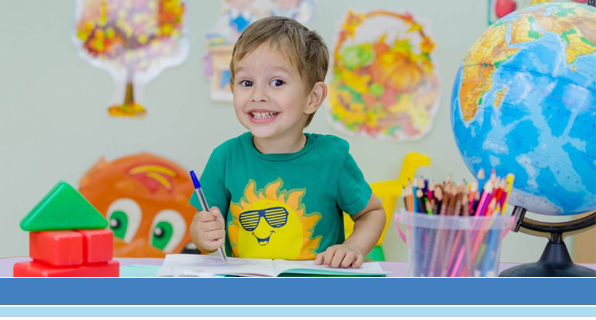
[451,3,596,216]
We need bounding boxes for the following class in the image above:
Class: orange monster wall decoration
[79,153,200,258]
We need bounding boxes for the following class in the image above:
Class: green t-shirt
[190,132,372,260]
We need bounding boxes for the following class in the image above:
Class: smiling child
[189,16,385,268]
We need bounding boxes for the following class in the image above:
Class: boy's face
[232,45,315,141]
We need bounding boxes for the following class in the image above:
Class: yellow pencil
[500,174,515,215]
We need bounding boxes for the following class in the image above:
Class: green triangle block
[20,181,108,231]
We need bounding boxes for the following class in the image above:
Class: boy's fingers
[314,253,324,265]
[192,212,202,224]
[199,221,223,232]
[202,229,225,242]
[204,237,225,251]
[323,247,337,266]
[352,255,365,268]
[197,210,216,222]
[330,250,346,268]
[212,237,225,249]
[210,207,225,222]
[341,252,355,268]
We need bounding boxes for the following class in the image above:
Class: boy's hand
[190,206,226,252]
[314,243,364,268]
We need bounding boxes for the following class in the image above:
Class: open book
[156,254,390,277]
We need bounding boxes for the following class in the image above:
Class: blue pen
[190,170,228,265]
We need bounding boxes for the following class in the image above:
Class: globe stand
[499,206,596,277]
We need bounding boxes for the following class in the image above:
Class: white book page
[271,259,390,276]
[156,254,276,277]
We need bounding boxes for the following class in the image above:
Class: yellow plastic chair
[344,152,431,261]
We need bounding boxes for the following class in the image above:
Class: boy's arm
[315,193,385,268]
[343,193,385,258]
[316,151,385,268]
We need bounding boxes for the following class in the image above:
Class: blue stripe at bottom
[0,306,595,317]
[1,278,595,305]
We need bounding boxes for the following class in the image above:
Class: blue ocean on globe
[451,4,596,215]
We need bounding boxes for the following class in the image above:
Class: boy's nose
[251,87,269,103]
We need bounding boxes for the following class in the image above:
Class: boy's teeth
[252,112,277,119]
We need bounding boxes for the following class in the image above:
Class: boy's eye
[270,79,285,87]
[239,80,253,87]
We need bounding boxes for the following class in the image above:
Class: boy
[190,16,385,268]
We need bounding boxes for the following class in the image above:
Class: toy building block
[20,181,108,232]
[14,260,119,277]
[29,231,83,266]
[79,229,113,263]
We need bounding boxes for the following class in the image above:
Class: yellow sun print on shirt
[228,179,322,259]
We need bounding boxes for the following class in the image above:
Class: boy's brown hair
[230,16,329,127]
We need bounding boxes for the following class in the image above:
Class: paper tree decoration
[73,0,189,118]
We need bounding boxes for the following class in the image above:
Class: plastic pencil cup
[395,209,514,277]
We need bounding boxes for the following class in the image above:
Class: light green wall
[0,0,570,263]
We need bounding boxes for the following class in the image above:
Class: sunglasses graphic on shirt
[239,207,289,231]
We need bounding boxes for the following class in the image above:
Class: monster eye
[106,198,142,243]
[149,209,186,253]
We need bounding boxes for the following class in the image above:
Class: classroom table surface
[1,256,594,277]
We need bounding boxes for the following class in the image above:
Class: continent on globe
[452,3,596,216]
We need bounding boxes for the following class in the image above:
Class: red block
[78,229,113,263]
[30,231,83,266]
[13,260,119,277]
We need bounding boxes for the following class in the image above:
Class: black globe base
[500,241,596,277]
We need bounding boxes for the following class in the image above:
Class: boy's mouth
[248,111,279,124]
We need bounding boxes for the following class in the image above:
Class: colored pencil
[402,172,514,277]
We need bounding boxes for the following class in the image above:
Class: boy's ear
[305,82,327,114]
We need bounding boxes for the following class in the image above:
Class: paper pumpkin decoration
[327,10,440,141]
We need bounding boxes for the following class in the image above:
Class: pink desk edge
[1,256,594,277]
